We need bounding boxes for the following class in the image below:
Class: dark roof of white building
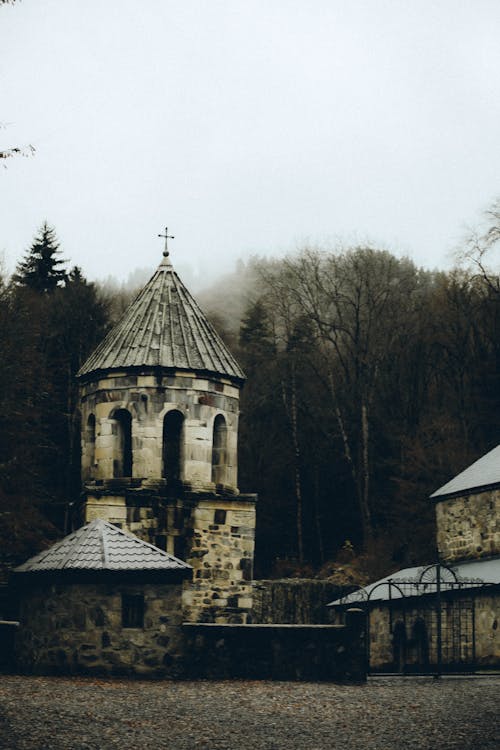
[430,444,500,500]
[77,251,245,383]
[327,558,500,606]
[14,519,191,574]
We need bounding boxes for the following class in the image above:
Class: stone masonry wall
[80,371,240,493]
[475,592,500,666]
[436,489,500,563]
[182,498,256,623]
[83,492,188,556]
[15,581,185,677]
[82,490,257,623]
[183,611,366,681]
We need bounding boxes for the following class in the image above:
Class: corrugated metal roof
[77,252,245,382]
[14,519,191,574]
[430,444,500,499]
[327,558,500,606]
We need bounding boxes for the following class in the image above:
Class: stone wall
[252,579,349,624]
[182,497,256,623]
[79,367,257,626]
[475,592,500,666]
[13,580,369,681]
[15,580,185,677]
[82,489,257,624]
[183,610,366,681]
[83,490,190,556]
[367,605,392,668]
[0,622,18,672]
[436,489,500,563]
[80,371,241,493]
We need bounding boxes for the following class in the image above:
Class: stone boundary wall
[183,609,366,682]
[0,621,18,672]
[252,579,350,624]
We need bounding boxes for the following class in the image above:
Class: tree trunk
[360,400,372,542]
[327,367,373,545]
[313,464,324,565]
[281,362,304,563]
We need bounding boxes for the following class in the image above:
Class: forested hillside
[1,216,499,581]
[200,224,500,578]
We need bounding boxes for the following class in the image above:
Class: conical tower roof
[77,251,245,382]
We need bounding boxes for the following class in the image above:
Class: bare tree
[259,247,422,547]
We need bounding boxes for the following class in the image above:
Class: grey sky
[1,0,499,288]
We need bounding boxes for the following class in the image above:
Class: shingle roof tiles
[77,253,245,381]
[14,519,191,574]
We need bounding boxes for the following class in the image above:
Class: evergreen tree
[14,222,67,293]
[239,300,276,368]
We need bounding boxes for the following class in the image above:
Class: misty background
[2,0,500,291]
[1,1,500,580]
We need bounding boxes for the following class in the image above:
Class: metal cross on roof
[158,227,175,257]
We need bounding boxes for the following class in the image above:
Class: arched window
[211,414,227,485]
[162,410,184,483]
[85,414,96,476]
[113,409,132,477]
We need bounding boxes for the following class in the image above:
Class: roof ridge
[101,523,110,566]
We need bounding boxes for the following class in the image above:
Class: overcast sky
[1,0,500,288]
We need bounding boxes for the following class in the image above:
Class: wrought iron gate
[347,564,493,675]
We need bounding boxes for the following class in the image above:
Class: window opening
[113,409,132,477]
[121,594,144,628]
[162,410,184,482]
[155,534,167,551]
[174,536,186,560]
[211,414,227,485]
[214,509,227,525]
[85,414,96,477]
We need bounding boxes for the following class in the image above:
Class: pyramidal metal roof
[77,251,245,382]
[430,444,500,500]
[14,519,191,574]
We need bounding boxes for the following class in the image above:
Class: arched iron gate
[346,564,493,675]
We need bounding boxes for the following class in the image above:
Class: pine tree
[14,222,67,293]
[239,300,276,367]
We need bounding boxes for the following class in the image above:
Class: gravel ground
[0,675,498,750]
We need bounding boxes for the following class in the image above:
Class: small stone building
[13,519,191,676]
[76,247,256,624]
[329,445,500,672]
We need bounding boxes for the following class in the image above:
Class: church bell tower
[77,237,256,623]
